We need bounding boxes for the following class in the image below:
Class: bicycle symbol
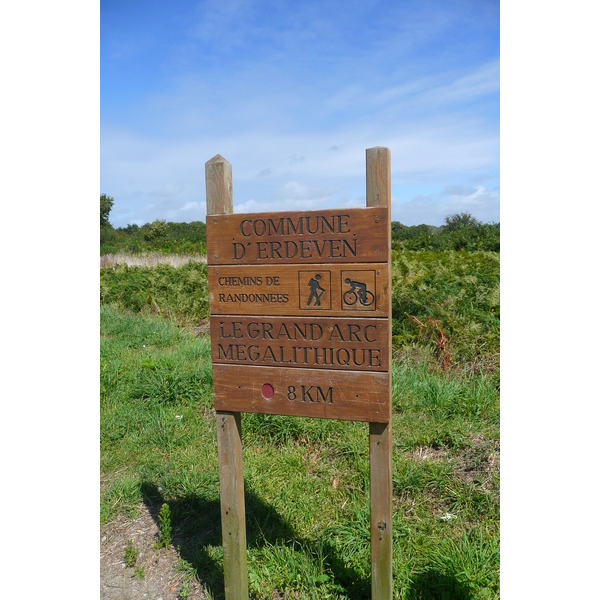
[343,278,375,307]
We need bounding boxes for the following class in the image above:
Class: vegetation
[100,248,498,370]
[155,503,173,549]
[100,260,209,327]
[100,193,496,256]
[443,212,482,230]
[391,250,499,373]
[100,209,499,598]
[391,221,499,252]
[101,219,207,256]
[124,540,139,567]
[100,306,499,599]
[101,193,114,227]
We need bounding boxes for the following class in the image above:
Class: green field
[100,247,499,599]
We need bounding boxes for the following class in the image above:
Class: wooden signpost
[206,147,393,598]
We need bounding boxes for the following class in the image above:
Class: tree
[101,194,114,227]
[443,212,481,231]
[143,219,168,241]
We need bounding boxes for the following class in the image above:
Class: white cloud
[101,3,499,228]
[393,184,500,226]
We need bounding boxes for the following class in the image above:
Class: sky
[101,0,499,228]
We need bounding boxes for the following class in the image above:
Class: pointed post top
[205,153,233,215]
[206,153,230,166]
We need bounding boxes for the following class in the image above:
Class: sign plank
[212,364,390,423]
[209,263,389,317]
[206,207,389,265]
[210,315,389,372]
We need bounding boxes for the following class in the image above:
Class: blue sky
[101,0,499,228]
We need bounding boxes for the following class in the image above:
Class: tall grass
[391,250,499,373]
[100,261,209,326]
[100,249,499,371]
[100,252,207,269]
[101,304,499,599]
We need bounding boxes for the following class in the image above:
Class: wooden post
[206,154,249,599]
[366,147,393,599]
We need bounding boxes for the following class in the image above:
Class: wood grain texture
[213,364,390,422]
[366,147,391,209]
[369,421,393,599]
[208,263,389,317]
[367,146,393,598]
[210,315,389,372]
[206,207,389,265]
[205,154,233,216]
[206,155,248,600]
[216,411,248,598]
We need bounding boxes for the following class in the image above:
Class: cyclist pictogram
[343,278,375,307]
[341,270,376,311]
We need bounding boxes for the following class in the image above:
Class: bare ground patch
[101,505,207,600]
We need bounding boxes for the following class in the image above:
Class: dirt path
[100,505,208,600]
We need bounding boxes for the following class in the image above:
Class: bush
[391,221,499,252]
[100,261,210,325]
[101,220,208,256]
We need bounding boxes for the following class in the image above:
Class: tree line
[101,194,499,255]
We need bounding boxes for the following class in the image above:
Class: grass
[100,261,210,327]
[390,249,499,373]
[100,295,499,599]
[100,249,499,370]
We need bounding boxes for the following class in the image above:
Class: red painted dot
[261,383,274,399]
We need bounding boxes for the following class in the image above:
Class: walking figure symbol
[307,274,326,307]
[343,278,375,307]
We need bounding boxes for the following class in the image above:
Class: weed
[179,580,190,598]
[124,540,139,567]
[155,503,172,549]
[409,315,451,369]
[134,566,145,579]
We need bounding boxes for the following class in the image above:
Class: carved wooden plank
[206,154,248,599]
[210,315,389,372]
[366,146,393,599]
[208,263,389,317]
[206,207,389,264]
[213,364,390,422]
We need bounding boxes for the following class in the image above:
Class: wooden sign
[210,315,389,372]
[208,263,390,317]
[206,207,388,264]
[206,148,393,599]
[207,206,391,421]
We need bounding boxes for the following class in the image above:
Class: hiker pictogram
[298,271,331,310]
[307,274,326,307]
